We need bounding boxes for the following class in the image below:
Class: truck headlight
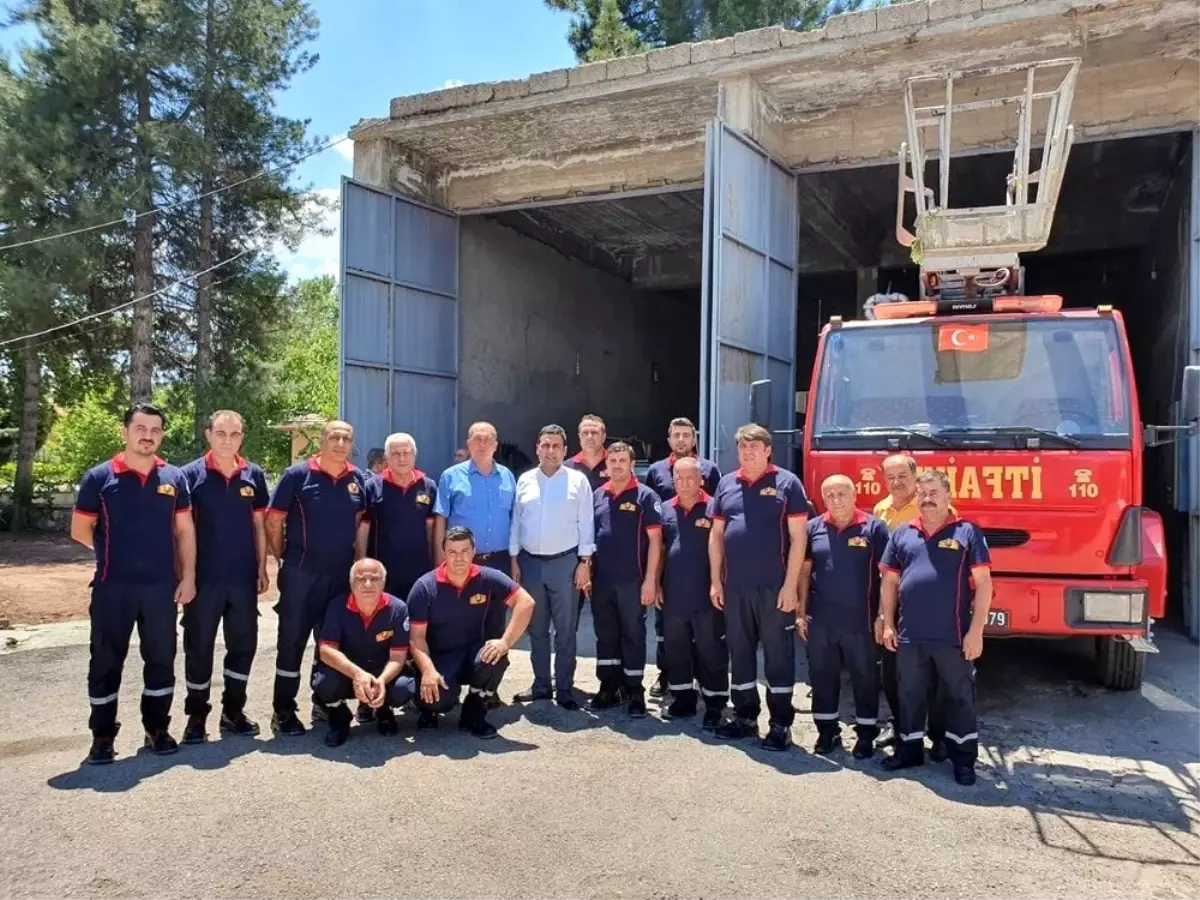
[1082,592,1146,624]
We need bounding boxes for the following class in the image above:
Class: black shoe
[627,694,648,718]
[929,739,949,763]
[182,714,208,745]
[513,687,552,703]
[875,727,899,749]
[557,693,580,711]
[355,704,375,725]
[376,707,398,736]
[701,709,723,731]
[762,723,792,752]
[460,714,499,739]
[953,763,977,786]
[813,731,841,755]
[716,717,757,740]
[852,737,875,760]
[881,750,924,771]
[219,711,260,737]
[588,689,622,711]
[664,699,697,720]
[486,694,503,710]
[417,709,439,729]
[324,726,350,748]
[310,703,328,723]
[648,680,666,700]
[86,735,116,766]
[144,729,179,755]
[270,712,307,737]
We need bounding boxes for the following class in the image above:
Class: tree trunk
[12,341,42,532]
[129,61,156,404]
[193,0,217,444]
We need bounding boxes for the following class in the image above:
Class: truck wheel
[1095,636,1145,691]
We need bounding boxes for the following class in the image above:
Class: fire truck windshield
[812,317,1132,450]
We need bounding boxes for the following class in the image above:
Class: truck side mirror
[1183,366,1200,424]
[750,379,771,428]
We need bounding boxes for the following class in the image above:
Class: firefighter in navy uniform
[406,527,536,738]
[265,420,367,736]
[798,474,890,758]
[879,469,993,786]
[314,558,415,747]
[70,404,197,764]
[708,423,809,751]
[588,441,663,717]
[564,413,610,491]
[657,456,728,728]
[643,417,721,700]
[179,410,271,743]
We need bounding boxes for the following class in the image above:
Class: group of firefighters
[71,404,992,786]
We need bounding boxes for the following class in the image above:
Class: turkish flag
[937,323,990,352]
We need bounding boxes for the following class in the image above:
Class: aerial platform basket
[895,58,1081,298]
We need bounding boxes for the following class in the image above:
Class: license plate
[987,609,1010,628]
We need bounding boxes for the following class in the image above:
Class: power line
[0,249,250,349]
[0,135,349,253]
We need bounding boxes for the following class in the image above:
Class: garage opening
[794,130,1196,621]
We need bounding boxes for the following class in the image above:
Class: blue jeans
[520,551,579,694]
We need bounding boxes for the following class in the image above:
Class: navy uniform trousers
[663,604,728,711]
[807,622,879,740]
[87,580,177,737]
[411,644,510,714]
[311,665,416,720]
[727,586,796,726]
[593,582,648,695]
[183,583,258,718]
[882,645,945,741]
[896,643,978,762]
[273,565,343,715]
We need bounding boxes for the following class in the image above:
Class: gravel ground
[0,608,1197,900]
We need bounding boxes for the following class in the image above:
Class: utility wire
[0,249,250,349]
[0,135,349,252]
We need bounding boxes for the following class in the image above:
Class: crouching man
[314,558,414,747]
[406,526,536,738]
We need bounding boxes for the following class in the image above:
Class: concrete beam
[631,250,703,290]
[351,137,449,207]
[717,77,784,157]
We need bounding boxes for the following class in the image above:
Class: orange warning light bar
[871,294,1063,320]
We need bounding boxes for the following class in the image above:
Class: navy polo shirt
[660,492,714,614]
[644,454,722,502]
[181,452,269,589]
[564,451,610,492]
[593,477,663,588]
[75,454,191,585]
[268,456,367,576]
[364,468,438,588]
[879,516,992,647]
[318,593,410,673]
[805,510,891,634]
[712,465,810,591]
[407,563,520,656]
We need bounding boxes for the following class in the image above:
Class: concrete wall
[458,217,697,458]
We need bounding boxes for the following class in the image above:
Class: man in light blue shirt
[509,424,595,709]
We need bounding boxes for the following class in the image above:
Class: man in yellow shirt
[872,454,949,760]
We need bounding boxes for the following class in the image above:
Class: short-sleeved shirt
[75,454,191,585]
[644,454,722,502]
[267,456,366,576]
[363,468,437,588]
[711,465,810,591]
[593,478,663,588]
[181,452,269,589]
[805,510,891,634]
[433,460,515,555]
[879,515,991,647]
[660,492,714,614]
[318,593,410,673]
[564,451,610,492]
[406,563,521,656]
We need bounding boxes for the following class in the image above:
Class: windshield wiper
[817,426,953,448]
[935,425,1081,449]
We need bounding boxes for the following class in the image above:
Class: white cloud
[274,186,341,282]
[440,78,465,89]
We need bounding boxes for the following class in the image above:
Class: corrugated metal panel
[339,178,459,471]
[701,122,799,471]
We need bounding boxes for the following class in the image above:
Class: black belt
[523,546,578,561]
[474,550,509,560]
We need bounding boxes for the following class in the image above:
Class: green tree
[586,0,647,61]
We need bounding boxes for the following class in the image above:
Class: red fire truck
[797,60,1198,689]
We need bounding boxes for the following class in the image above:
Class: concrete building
[338,0,1199,631]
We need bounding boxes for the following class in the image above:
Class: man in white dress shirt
[510,424,595,710]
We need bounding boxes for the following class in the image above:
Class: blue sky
[1,0,579,280]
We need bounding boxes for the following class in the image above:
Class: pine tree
[586,0,647,60]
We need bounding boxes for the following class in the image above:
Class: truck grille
[980,527,1030,549]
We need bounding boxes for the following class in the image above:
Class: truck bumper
[986,576,1152,638]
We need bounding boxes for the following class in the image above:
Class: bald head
[821,473,857,524]
[319,420,354,466]
[672,455,703,503]
[349,557,387,607]
[882,453,918,505]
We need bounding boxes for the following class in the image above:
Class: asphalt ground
[0,607,1197,900]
